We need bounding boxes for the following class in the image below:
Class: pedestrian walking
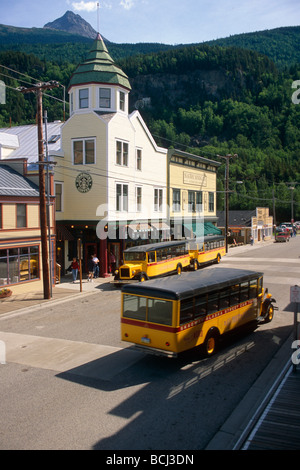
[87,255,94,282]
[93,254,100,278]
[71,258,79,283]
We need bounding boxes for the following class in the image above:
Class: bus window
[249,279,258,299]
[180,298,194,324]
[258,277,263,294]
[148,251,156,263]
[124,252,146,262]
[230,284,240,306]
[148,299,173,325]
[194,295,207,318]
[123,295,146,320]
[207,292,219,315]
[219,289,230,309]
[240,281,249,302]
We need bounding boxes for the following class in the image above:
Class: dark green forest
[0,31,300,221]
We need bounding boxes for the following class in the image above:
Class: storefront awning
[183,222,221,238]
[151,222,170,232]
[128,222,152,233]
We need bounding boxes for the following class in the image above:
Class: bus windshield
[124,252,146,262]
[123,294,173,325]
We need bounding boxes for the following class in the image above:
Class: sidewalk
[0,274,114,316]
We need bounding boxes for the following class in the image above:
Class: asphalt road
[0,237,299,450]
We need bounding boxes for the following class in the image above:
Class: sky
[0,0,299,45]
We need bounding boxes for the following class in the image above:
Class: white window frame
[116,140,129,167]
[72,137,96,165]
[99,87,111,109]
[136,186,142,212]
[154,188,163,212]
[136,148,142,171]
[119,91,125,111]
[54,182,63,212]
[116,183,129,212]
[78,88,89,109]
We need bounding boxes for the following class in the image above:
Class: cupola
[68,33,131,115]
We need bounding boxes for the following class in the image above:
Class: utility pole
[217,154,237,253]
[20,81,59,299]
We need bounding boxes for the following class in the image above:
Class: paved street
[0,238,299,450]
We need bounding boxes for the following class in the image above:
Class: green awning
[183,222,221,237]
[204,222,222,236]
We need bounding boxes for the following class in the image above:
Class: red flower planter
[0,289,12,299]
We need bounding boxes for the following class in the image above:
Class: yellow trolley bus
[114,240,190,284]
[114,236,225,285]
[189,235,225,270]
[121,268,276,357]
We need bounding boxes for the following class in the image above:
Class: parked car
[279,223,293,233]
[275,231,290,242]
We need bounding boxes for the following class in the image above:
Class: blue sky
[1,0,299,44]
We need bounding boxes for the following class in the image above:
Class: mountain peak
[44,10,97,39]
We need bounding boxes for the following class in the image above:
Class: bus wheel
[139,273,147,282]
[177,264,182,275]
[215,254,221,264]
[192,260,198,271]
[264,305,274,323]
[203,330,219,357]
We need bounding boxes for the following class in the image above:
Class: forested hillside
[0,40,300,220]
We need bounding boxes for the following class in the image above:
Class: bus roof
[121,268,263,300]
[124,235,223,253]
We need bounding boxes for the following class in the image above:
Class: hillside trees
[1,45,300,219]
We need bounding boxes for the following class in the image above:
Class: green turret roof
[68,33,131,91]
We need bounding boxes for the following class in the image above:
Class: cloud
[72,1,99,12]
[120,0,134,10]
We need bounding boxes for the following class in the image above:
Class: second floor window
[73,138,95,165]
[154,188,163,212]
[172,189,181,212]
[17,204,26,228]
[188,191,195,212]
[116,183,128,212]
[209,192,214,212]
[136,186,142,212]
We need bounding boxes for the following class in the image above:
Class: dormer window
[79,88,89,109]
[99,88,111,108]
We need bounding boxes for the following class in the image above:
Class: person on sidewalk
[71,258,79,283]
[92,254,100,278]
[87,255,94,282]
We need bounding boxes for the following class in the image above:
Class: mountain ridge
[44,10,97,39]
[0,12,299,66]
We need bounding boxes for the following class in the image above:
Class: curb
[205,331,293,450]
[0,289,99,320]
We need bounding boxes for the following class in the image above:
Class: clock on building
[75,172,93,193]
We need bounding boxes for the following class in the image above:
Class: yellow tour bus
[113,240,190,285]
[113,236,225,285]
[188,235,225,270]
[121,268,277,357]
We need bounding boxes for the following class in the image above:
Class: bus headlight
[114,269,119,275]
